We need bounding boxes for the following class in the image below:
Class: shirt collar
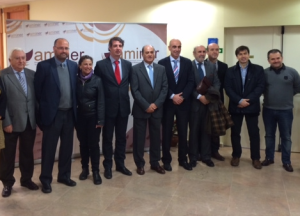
[269,63,286,72]
[54,57,66,67]
[170,56,180,62]
[195,59,204,65]
[239,63,248,70]
[144,61,153,68]
[11,66,24,74]
[110,55,120,63]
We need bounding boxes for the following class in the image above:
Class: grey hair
[9,48,25,59]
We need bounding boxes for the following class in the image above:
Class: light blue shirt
[110,56,123,79]
[170,56,181,99]
[12,66,27,95]
[195,60,206,99]
[144,62,154,77]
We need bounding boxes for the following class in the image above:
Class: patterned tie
[198,62,204,81]
[114,61,121,84]
[148,65,154,88]
[17,72,27,95]
[173,60,179,83]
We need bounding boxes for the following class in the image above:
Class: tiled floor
[1,146,300,216]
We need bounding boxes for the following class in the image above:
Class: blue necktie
[198,62,204,81]
[17,72,27,95]
[148,65,154,88]
[173,60,179,83]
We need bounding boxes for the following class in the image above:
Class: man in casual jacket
[224,45,265,169]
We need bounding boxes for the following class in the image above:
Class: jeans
[263,107,293,165]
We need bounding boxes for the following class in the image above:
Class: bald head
[207,43,219,62]
[193,45,206,63]
[168,39,181,59]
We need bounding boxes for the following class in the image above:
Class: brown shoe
[150,165,165,174]
[252,160,262,169]
[231,157,240,167]
[137,167,145,175]
[212,152,225,161]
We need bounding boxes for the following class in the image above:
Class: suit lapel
[153,63,159,89]
[166,57,176,85]
[50,58,60,90]
[192,60,201,84]
[7,67,26,97]
[24,69,32,99]
[178,58,184,83]
[140,62,152,88]
[106,58,119,85]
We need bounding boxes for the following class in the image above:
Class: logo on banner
[26,50,34,63]
[7,34,23,38]
[25,24,41,28]
[62,22,75,26]
[27,32,43,37]
[63,30,77,34]
[45,31,60,35]
[44,22,59,27]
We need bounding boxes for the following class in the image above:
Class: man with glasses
[35,38,78,193]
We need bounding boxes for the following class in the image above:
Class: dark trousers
[0,119,36,186]
[102,111,128,169]
[162,106,189,164]
[189,103,211,161]
[39,110,74,185]
[76,114,101,172]
[133,117,161,168]
[231,113,260,160]
[211,136,220,153]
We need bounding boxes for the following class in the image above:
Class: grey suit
[0,66,36,186]
[131,62,168,167]
[189,60,220,162]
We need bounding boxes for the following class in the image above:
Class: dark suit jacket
[94,57,132,118]
[131,62,168,119]
[35,57,77,127]
[191,60,220,112]
[224,61,265,114]
[205,59,228,103]
[1,67,36,132]
[158,56,194,111]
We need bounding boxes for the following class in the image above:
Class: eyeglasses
[55,47,69,51]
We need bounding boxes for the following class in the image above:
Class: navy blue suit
[158,56,194,164]
[35,57,77,185]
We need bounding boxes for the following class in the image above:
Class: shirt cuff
[197,94,202,100]
[170,94,175,99]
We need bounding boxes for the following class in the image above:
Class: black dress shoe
[202,159,215,167]
[104,169,112,179]
[79,168,89,180]
[163,164,172,171]
[92,172,102,185]
[2,185,12,197]
[150,165,165,174]
[212,152,225,161]
[283,164,294,172]
[197,154,202,161]
[261,158,274,166]
[179,161,192,170]
[41,183,52,194]
[21,180,39,190]
[57,178,76,187]
[190,160,197,167]
[137,167,145,175]
[116,166,132,176]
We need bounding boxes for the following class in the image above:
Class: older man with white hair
[0,48,38,197]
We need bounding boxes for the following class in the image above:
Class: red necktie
[115,61,121,84]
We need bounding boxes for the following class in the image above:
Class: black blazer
[224,61,265,114]
[94,58,132,118]
[131,62,168,119]
[158,56,194,111]
[35,58,78,127]
[191,60,220,112]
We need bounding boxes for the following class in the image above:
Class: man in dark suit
[206,43,228,161]
[35,38,78,193]
[94,37,132,179]
[131,45,168,175]
[189,45,220,168]
[158,39,194,171]
[224,45,265,169]
[0,48,38,197]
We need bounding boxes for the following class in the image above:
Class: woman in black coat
[76,55,105,185]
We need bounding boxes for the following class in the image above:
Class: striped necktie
[173,60,179,83]
[17,72,27,95]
